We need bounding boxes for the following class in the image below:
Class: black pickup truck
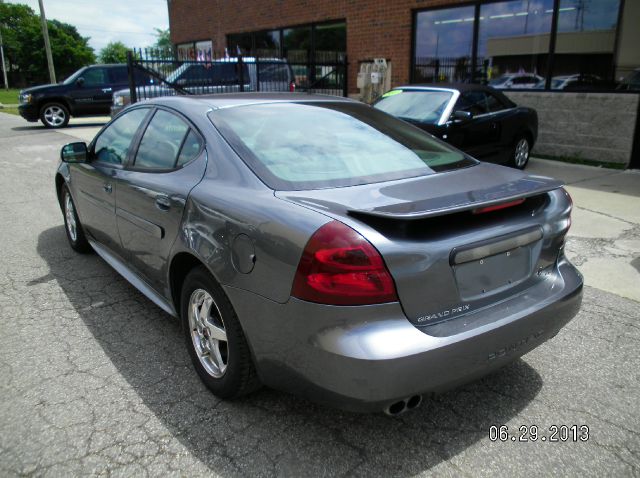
[18,64,148,128]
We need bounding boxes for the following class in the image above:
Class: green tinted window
[95,108,149,165]
[210,102,474,190]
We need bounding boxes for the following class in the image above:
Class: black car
[374,84,538,169]
[18,64,150,128]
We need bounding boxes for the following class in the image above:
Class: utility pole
[0,28,8,90]
[38,0,56,84]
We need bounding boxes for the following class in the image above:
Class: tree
[99,41,129,64]
[153,28,171,50]
[0,2,95,86]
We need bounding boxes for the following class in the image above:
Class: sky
[11,0,170,53]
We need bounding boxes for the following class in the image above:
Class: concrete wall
[505,91,639,166]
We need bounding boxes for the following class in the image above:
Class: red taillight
[289,81,296,92]
[292,221,398,305]
[473,198,525,215]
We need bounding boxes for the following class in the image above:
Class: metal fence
[126,47,347,104]
[412,56,487,84]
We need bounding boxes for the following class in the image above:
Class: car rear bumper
[225,257,582,413]
[18,104,39,122]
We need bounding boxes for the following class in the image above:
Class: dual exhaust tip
[384,395,423,416]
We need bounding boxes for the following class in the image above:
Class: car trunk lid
[277,163,570,327]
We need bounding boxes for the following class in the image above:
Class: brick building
[168,0,640,167]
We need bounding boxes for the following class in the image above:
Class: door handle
[155,195,171,211]
[103,183,112,194]
[102,87,112,93]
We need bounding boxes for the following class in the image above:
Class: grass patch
[0,89,20,105]
[0,107,20,115]
[533,153,626,170]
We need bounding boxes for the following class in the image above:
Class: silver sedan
[55,93,582,415]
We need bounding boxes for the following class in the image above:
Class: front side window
[374,90,452,124]
[210,102,475,190]
[94,108,149,165]
[134,110,190,170]
[456,92,489,115]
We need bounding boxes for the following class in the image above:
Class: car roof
[145,92,357,111]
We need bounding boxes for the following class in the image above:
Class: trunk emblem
[417,304,470,323]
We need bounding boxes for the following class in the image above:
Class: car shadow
[37,225,543,477]
[12,121,108,132]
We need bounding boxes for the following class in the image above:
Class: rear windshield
[209,101,475,190]
[374,90,452,124]
[257,62,291,82]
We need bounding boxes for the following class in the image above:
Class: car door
[484,91,516,163]
[69,108,151,253]
[446,91,498,160]
[106,66,132,109]
[68,67,114,115]
[116,108,207,291]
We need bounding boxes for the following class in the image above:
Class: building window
[254,30,281,56]
[551,0,621,89]
[314,21,346,60]
[413,6,476,83]
[412,0,628,91]
[480,0,554,88]
[227,33,252,55]
[282,25,312,62]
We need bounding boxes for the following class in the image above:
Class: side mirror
[75,77,85,87]
[61,142,88,163]
[451,110,473,123]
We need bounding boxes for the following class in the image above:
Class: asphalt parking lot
[0,112,639,477]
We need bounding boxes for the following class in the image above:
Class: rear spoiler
[348,176,564,221]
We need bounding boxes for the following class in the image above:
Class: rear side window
[176,130,203,167]
[179,63,249,86]
[134,110,190,170]
[512,76,535,84]
[108,67,128,84]
[94,108,149,165]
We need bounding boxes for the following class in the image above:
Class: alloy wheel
[44,105,67,127]
[64,192,77,242]
[188,288,228,378]
[515,138,530,168]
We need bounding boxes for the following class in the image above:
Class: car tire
[181,265,260,399]
[510,135,530,169]
[40,102,70,128]
[61,185,91,253]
